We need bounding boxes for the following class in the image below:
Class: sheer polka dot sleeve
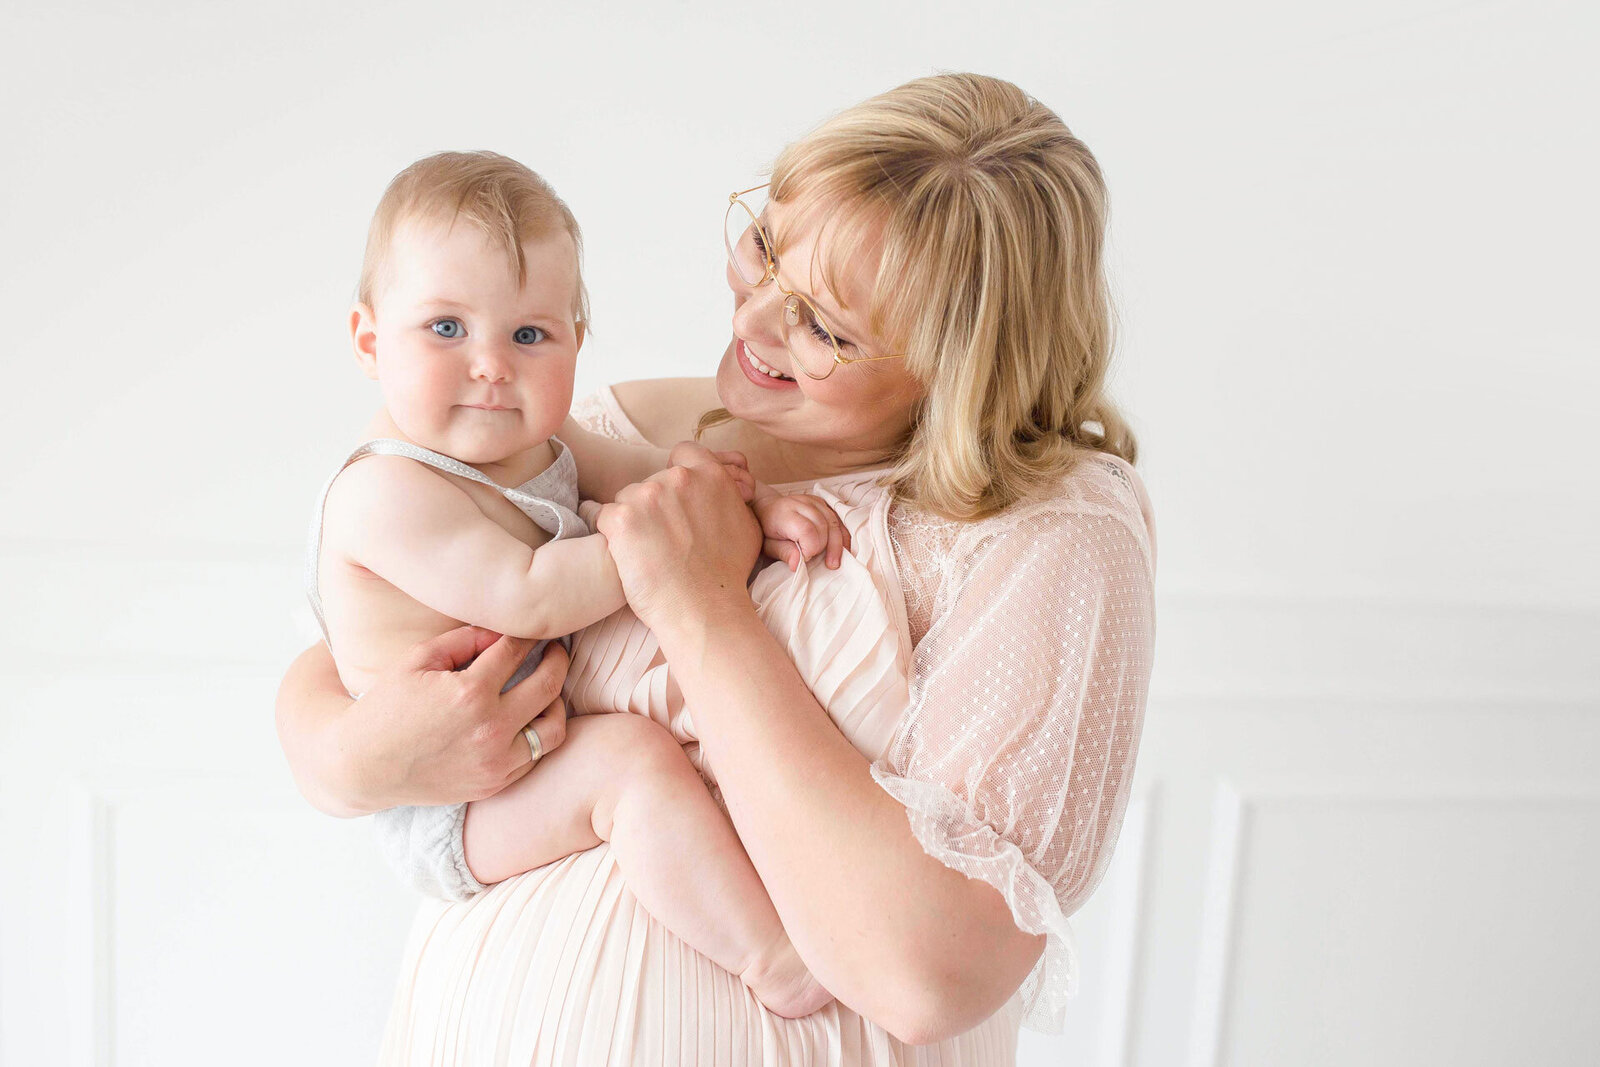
[870,460,1156,1033]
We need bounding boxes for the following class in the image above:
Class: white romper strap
[304,437,586,648]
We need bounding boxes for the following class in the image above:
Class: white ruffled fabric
[745,467,912,768]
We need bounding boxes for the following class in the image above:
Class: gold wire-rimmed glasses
[724,183,905,381]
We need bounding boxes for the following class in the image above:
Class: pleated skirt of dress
[377,842,1026,1067]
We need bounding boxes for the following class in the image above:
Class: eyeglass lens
[723,196,842,379]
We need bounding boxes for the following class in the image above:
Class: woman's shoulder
[904,452,1156,575]
[1006,453,1154,563]
[888,453,1155,644]
[607,377,721,448]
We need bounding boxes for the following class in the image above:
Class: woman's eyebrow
[768,259,863,339]
[762,212,866,339]
[791,279,863,341]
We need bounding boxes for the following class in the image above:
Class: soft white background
[2,2,1596,1065]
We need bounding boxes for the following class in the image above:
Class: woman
[277,72,1155,1064]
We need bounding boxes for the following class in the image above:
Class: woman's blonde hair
[701,72,1135,520]
[358,150,589,326]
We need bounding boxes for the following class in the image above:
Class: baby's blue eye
[430,318,464,338]
[513,325,546,345]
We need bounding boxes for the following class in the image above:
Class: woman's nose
[729,268,784,344]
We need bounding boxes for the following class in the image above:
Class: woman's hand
[593,441,762,636]
[364,627,571,801]
[275,626,570,816]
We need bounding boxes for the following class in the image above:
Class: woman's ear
[350,303,379,380]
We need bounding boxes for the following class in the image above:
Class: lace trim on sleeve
[570,390,632,443]
[868,765,1084,1028]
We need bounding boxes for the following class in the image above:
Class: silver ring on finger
[522,723,544,765]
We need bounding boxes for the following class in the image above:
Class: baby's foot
[739,936,834,1019]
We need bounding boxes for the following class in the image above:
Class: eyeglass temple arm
[839,351,907,366]
[729,184,906,366]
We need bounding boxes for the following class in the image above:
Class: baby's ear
[350,303,379,380]
[573,320,586,353]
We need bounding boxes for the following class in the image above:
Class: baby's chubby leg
[461,714,831,1018]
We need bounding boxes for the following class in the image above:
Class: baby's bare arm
[560,415,670,502]
[329,455,626,638]
[565,417,758,507]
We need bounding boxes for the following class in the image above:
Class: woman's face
[714,198,924,465]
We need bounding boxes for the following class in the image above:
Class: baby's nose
[469,342,515,382]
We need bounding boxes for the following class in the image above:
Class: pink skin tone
[710,203,925,484]
[338,215,834,1017]
[352,215,584,482]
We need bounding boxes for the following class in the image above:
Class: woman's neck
[712,420,898,486]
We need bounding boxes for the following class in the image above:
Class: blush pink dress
[376,386,1157,1066]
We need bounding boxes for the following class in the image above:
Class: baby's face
[359,215,582,465]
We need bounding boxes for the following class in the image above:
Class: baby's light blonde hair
[358,150,589,326]
[702,72,1136,521]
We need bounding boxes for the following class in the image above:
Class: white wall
[3,2,1596,1065]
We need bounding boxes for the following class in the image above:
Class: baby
[306,151,838,1017]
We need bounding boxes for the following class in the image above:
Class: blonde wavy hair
[699,72,1136,521]
[358,150,589,326]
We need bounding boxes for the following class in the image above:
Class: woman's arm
[596,454,1044,1044]
[274,627,569,817]
[667,603,1044,1042]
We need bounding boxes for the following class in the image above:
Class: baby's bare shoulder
[321,455,474,547]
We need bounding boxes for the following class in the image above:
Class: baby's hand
[752,493,851,571]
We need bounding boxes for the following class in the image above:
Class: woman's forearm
[654,599,1045,1043]
[274,642,375,818]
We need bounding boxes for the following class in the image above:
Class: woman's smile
[735,338,799,389]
